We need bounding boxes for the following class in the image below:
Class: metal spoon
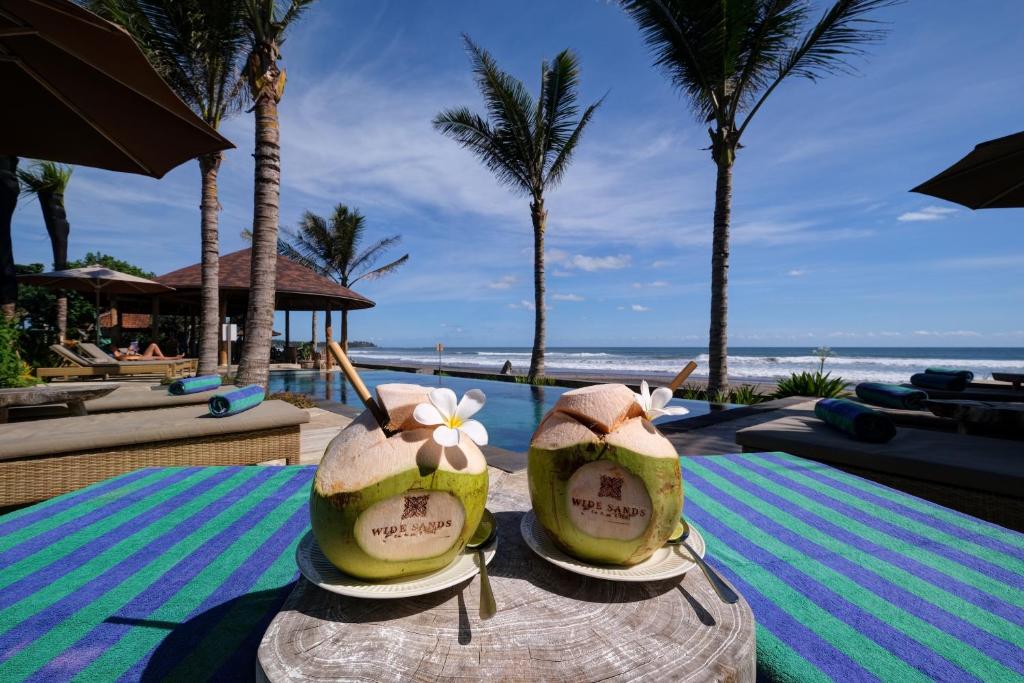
[467,509,498,620]
[667,518,739,604]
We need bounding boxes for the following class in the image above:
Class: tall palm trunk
[197,153,222,375]
[37,188,70,340]
[311,310,317,358]
[236,91,282,387]
[707,154,733,394]
[0,157,18,320]
[528,196,547,380]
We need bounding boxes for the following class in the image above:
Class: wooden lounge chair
[6,381,221,421]
[0,400,308,507]
[36,344,195,380]
[735,415,1024,530]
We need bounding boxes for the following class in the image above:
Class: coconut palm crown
[91,0,249,374]
[619,0,898,392]
[434,35,603,380]
[281,204,409,351]
[235,0,315,387]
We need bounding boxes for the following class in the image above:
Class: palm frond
[740,0,899,132]
[349,234,401,275]
[18,161,73,197]
[728,0,805,121]
[433,108,532,194]
[544,96,603,188]
[350,254,410,285]
[540,49,581,155]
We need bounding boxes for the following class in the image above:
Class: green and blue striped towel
[815,398,896,443]
[208,384,264,417]
[168,375,222,396]
[855,382,928,410]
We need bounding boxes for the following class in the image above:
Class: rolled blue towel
[168,374,222,396]
[911,372,968,392]
[209,384,265,417]
[925,367,974,382]
[815,398,896,443]
[855,382,928,410]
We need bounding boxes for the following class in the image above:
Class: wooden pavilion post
[150,296,160,344]
[324,306,334,370]
[218,298,228,366]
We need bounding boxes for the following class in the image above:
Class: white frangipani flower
[634,380,689,421]
[413,388,489,447]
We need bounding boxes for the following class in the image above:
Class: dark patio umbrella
[18,265,174,342]
[911,131,1024,209]
[0,0,234,178]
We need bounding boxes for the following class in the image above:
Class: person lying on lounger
[111,342,184,361]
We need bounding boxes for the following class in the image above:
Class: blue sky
[11,0,1024,347]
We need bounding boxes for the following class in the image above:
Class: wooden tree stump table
[258,468,756,682]
[0,384,117,422]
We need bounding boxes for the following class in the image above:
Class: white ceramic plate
[520,511,705,583]
[295,532,497,599]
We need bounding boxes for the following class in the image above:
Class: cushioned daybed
[0,400,308,507]
[735,415,1024,530]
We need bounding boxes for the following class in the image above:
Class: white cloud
[787,269,806,277]
[567,254,632,272]
[553,293,584,302]
[651,260,672,269]
[487,275,517,289]
[632,280,669,289]
[507,299,535,310]
[897,206,957,222]
[911,329,981,337]
[630,304,650,312]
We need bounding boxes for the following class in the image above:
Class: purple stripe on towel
[756,453,1024,556]
[729,456,1023,588]
[0,469,277,663]
[0,469,156,537]
[685,475,984,683]
[34,472,310,680]
[0,468,202,572]
[696,460,1023,669]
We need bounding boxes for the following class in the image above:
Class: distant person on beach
[111,342,183,361]
[500,360,514,375]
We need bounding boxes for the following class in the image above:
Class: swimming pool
[268,370,735,452]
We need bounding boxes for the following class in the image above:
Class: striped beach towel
[682,453,1024,683]
[814,398,896,443]
[168,375,222,396]
[926,367,975,382]
[209,384,264,417]
[0,466,311,681]
[855,382,928,411]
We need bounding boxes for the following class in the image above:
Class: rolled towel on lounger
[168,374,222,396]
[814,398,896,443]
[209,384,265,417]
[911,372,968,392]
[925,367,974,382]
[855,382,928,410]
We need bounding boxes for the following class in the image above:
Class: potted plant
[298,342,315,369]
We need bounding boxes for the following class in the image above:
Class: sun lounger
[900,382,1023,402]
[992,372,1024,390]
[0,400,308,507]
[735,415,1024,530]
[36,344,195,380]
[7,382,223,420]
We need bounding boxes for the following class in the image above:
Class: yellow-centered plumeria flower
[413,387,489,447]
[634,380,689,421]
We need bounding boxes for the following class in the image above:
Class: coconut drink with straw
[310,342,489,580]
[527,380,688,566]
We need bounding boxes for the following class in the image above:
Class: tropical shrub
[674,382,768,405]
[268,391,316,409]
[0,317,39,388]
[774,371,848,399]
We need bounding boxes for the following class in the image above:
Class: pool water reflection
[269,370,734,453]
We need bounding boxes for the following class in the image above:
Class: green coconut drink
[310,384,489,580]
[528,383,683,566]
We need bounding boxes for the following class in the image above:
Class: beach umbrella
[18,265,174,343]
[911,131,1024,209]
[0,0,233,178]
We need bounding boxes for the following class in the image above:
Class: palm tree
[18,161,73,339]
[619,0,896,393]
[281,204,409,351]
[0,157,18,320]
[91,0,248,374]
[235,0,315,387]
[434,36,602,380]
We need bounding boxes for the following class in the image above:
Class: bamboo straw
[668,361,698,391]
[327,340,392,432]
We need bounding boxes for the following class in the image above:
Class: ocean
[347,346,1024,384]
